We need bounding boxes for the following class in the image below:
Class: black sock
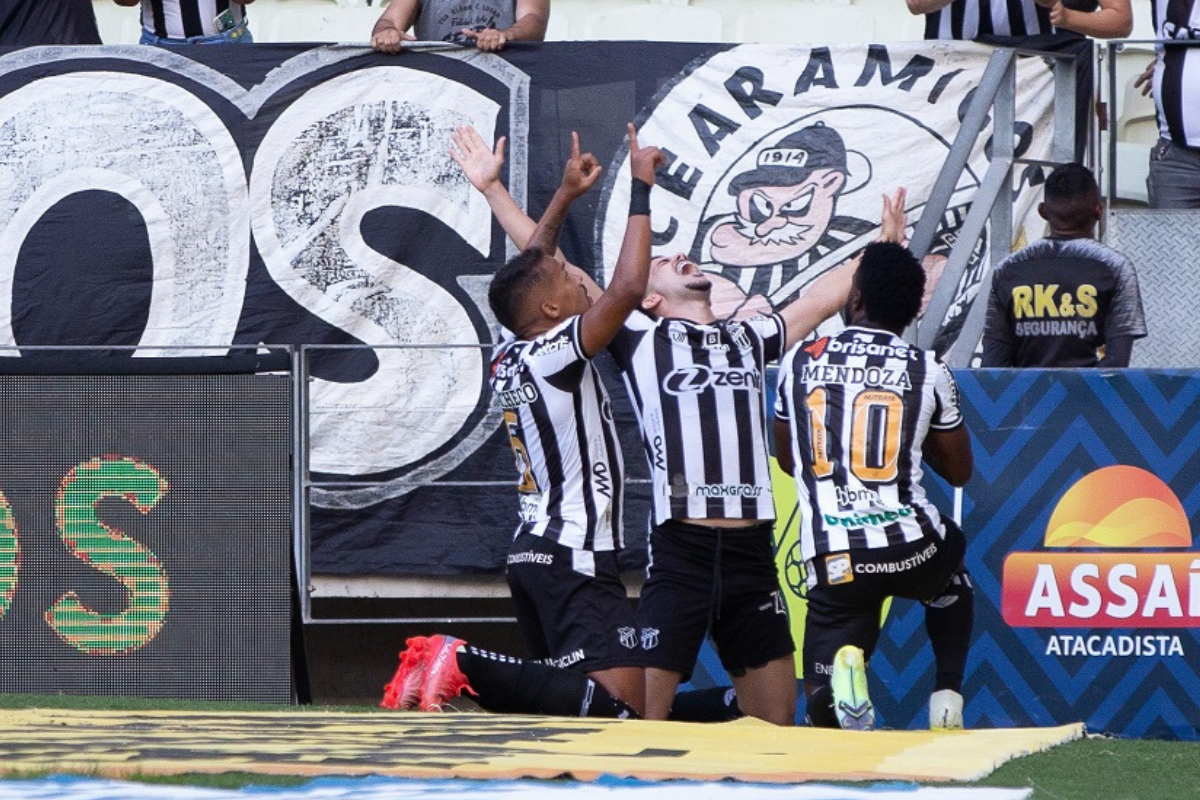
[456,647,637,718]
[668,687,742,722]
[804,684,839,728]
[925,569,975,693]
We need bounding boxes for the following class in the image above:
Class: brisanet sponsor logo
[1001,466,1194,655]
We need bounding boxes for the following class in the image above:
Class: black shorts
[637,519,794,680]
[505,533,641,672]
[802,519,967,688]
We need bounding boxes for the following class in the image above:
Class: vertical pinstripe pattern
[609,312,784,525]
[1154,0,1200,147]
[489,317,624,553]
[776,326,963,563]
[143,0,244,38]
[923,0,1052,39]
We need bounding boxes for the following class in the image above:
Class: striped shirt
[1152,0,1200,147]
[140,0,246,39]
[609,311,785,525]
[489,317,623,553]
[775,326,963,562]
[923,0,1052,39]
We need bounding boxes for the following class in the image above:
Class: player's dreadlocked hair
[856,241,925,333]
[488,246,548,334]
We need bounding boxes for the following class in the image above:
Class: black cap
[728,123,849,195]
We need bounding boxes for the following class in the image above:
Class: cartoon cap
[728,123,849,195]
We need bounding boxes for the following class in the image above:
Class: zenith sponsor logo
[663,365,761,395]
[1002,466,1198,631]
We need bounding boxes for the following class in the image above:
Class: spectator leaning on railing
[370,0,548,53]
[1134,0,1200,209]
[112,0,255,45]
[907,0,1132,159]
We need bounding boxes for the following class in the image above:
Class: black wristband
[629,177,652,216]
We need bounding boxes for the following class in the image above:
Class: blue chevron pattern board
[870,369,1200,738]
[0,776,1032,800]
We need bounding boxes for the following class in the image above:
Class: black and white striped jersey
[1152,0,1200,147]
[489,317,624,555]
[775,326,963,562]
[609,311,785,525]
[140,0,246,38]
[922,0,1052,39]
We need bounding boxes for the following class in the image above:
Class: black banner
[0,42,1055,575]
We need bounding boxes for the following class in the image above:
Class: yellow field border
[0,709,1084,784]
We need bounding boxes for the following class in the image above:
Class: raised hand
[450,126,506,193]
[879,187,908,244]
[559,131,602,200]
[628,123,666,185]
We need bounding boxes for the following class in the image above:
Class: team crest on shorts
[618,626,638,649]
[641,627,660,650]
[826,553,854,585]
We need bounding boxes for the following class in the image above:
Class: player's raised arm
[778,187,907,349]
[527,131,601,260]
[451,125,602,301]
[578,124,664,357]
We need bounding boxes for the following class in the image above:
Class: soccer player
[383,125,664,718]
[774,242,975,731]
[450,125,906,725]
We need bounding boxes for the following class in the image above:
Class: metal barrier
[295,342,519,625]
[1102,39,1200,368]
[911,45,1078,367]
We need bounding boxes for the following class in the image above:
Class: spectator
[1136,0,1200,209]
[982,163,1147,368]
[371,0,548,53]
[112,0,254,45]
[907,0,1132,157]
[774,241,976,731]
[0,0,101,44]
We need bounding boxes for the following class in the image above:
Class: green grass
[978,736,1200,800]
[3,694,1200,798]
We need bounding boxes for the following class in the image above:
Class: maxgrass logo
[1001,465,1195,629]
